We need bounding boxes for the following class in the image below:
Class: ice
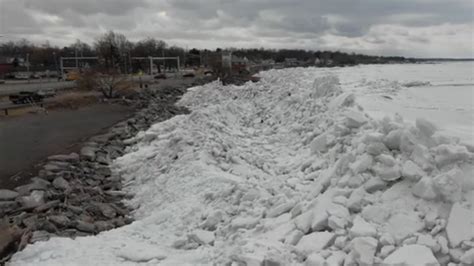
[10,65,474,265]
[304,253,326,265]
[349,215,377,238]
[446,203,473,248]
[347,237,378,265]
[383,245,439,265]
[295,231,335,255]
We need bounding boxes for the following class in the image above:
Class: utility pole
[26,53,30,83]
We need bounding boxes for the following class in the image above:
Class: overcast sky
[0,0,472,58]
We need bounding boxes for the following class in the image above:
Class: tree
[95,31,132,71]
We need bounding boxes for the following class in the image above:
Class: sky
[0,0,473,58]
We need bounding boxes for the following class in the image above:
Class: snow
[10,63,474,265]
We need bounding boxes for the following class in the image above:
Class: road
[0,80,76,96]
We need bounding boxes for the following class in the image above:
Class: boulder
[0,189,19,201]
[19,190,45,209]
[80,146,96,161]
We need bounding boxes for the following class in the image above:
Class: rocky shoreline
[0,82,198,263]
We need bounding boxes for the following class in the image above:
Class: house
[0,57,13,77]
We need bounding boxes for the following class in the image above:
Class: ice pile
[11,68,474,265]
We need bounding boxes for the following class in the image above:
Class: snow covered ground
[10,63,474,265]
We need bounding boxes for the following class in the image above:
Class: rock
[188,229,215,246]
[97,203,117,219]
[372,163,401,181]
[19,190,45,209]
[446,203,472,248]
[365,142,388,156]
[75,220,96,233]
[412,176,438,200]
[267,201,295,218]
[349,215,377,238]
[434,144,470,168]
[305,253,326,266]
[348,237,378,265]
[15,179,49,195]
[48,215,71,227]
[80,146,96,161]
[0,189,19,201]
[0,201,19,213]
[383,245,439,265]
[432,169,462,203]
[34,200,60,213]
[386,213,424,244]
[401,160,425,182]
[48,153,79,162]
[296,231,335,255]
[460,248,474,265]
[345,111,368,128]
[416,118,437,137]
[52,177,70,191]
[94,221,114,232]
[349,154,373,174]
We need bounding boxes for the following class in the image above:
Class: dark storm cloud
[0,0,472,57]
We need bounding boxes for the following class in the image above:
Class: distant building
[0,57,13,76]
[231,55,249,74]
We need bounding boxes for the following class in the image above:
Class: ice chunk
[231,216,260,230]
[328,92,355,110]
[386,213,424,243]
[372,163,401,181]
[117,245,167,262]
[295,211,315,234]
[384,129,402,150]
[432,169,462,203]
[347,187,366,212]
[400,130,418,154]
[446,203,472,248]
[383,245,439,266]
[411,144,434,171]
[434,144,470,168]
[188,229,215,246]
[349,216,377,238]
[296,232,335,255]
[310,134,327,154]
[325,251,346,266]
[417,235,440,253]
[349,154,373,174]
[412,176,438,200]
[361,205,390,224]
[365,142,388,156]
[401,160,425,182]
[460,248,474,265]
[305,253,326,266]
[347,237,378,266]
[313,76,340,98]
[345,111,368,128]
[285,229,305,245]
[376,154,396,166]
[310,211,329,232]
[416,118,437,137]
[267,201,295,218]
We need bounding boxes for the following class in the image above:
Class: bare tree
[95,31,132,71]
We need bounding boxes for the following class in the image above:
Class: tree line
[0,30,412,74]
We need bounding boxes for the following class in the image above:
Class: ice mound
[11,68,474,265]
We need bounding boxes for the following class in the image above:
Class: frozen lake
[335,62,474,144]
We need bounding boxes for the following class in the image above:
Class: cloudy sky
[0,0,472,58]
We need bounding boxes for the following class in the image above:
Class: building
[0,57,13,77]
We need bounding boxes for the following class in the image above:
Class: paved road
[0,104,132,189]
[0,81,76,96]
